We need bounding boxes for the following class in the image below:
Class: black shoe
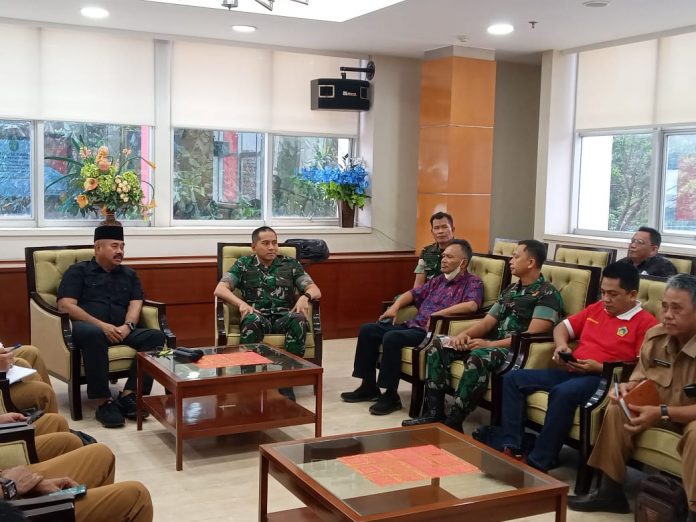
[279,387,296,402]
[340,384,381,403]
[402,415,443,427]
[567,489,630,513]
[96,400,125,428]
[69,429,97,445]
[444,408,466,432]
[116,393,148,420]
[369,393,402,415]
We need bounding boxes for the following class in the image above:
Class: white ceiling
[2,0,696,62]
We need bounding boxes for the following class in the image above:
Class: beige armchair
[215,243,322,366]
[514,269,662,494]
[406,253,513,417]
[664,254,696,275]
[0,404,77,520]
[490,238,520,256]
[554,244,617,269]
[25,245,175,421]
[491,238,548,257]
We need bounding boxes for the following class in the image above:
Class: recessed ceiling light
[487,23,514,36]
[582,0,610,6]
[80,6,109,19]
[232,25,257,33]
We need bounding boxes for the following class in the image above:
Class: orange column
[416,55,496,253]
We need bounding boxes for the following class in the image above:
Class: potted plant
[297,153,369,227]
[46,135,156,225]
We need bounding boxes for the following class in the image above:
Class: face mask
[444,262,463,281]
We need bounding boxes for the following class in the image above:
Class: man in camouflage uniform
[214,226,321,362]
[412,212,456,288]
[404,239,563,431]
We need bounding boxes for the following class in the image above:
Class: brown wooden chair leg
[69,378,82,421]
[409,381,424,418]
[574,460,595,495]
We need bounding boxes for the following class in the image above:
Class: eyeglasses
[629,238,650,246]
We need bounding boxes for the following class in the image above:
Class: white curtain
[40,28,155,125]
[576,32,696,129]
[172,41,359,136]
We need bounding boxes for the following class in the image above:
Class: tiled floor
[51,338,639,521]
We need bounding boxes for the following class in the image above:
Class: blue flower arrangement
[298,154,369,209]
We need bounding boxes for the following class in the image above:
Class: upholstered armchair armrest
[435,311,488,335]
[141,300,176,349]
[0,422,38,465]
[583,361,627,410]
[515,333,554,369]
[11,493,76,521]
[215,297,227,346]
[309,298,322,336]
[28,292,73,351]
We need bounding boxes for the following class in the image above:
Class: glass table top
[266,425,560,517]
[145,343,315,381]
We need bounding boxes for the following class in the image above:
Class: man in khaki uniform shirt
[568,274,696,520]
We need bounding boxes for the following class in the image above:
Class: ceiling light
[222,0,308,11]
[232,25,257,33]
[487,23,514,36]
[582,0,610,6]
[80,6,109,19]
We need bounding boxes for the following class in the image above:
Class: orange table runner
[338,444,479,486]
[194,352,272,369]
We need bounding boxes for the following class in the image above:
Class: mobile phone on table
[48,484,87,498]
[558,351,578,364]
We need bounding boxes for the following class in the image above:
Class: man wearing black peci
[57,226,165,428]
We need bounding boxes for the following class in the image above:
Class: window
[172,129,264,221]
[271,135,351,219]
[43,121,152,222]
[172,130,353,223]
[0,120,32,218]
[572,34,696,243]
[663,133,696,235]
[576,134,653,232]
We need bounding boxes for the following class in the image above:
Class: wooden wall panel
[1,253,418,347]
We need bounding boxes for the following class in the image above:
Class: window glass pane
[577,134,652,232]
[44,121,151,221]
[272,135,350,218]
[172,129,263,220]
[0,120,32,217]
[663,133,696,234]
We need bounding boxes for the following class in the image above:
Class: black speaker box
[310,78,371,111]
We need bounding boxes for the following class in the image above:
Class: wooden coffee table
[136,343,322,470]
[259,424,568,521]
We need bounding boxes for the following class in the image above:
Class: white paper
[6,366,37,385]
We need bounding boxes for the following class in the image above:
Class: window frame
[266,131,356,227]
[572,125,696,245]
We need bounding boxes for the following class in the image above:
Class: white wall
[0,54,421,261]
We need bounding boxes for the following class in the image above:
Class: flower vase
[100,209,122,227]
[340,201,355,228]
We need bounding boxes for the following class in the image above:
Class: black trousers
[71,322,165,399]
[352,322,426,390]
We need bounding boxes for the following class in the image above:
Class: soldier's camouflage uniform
[426,274,563,418]
[414,243,445,281]
[221,255,314,356]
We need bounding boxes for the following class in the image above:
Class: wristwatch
[660,404,670,422]
[0,477,17,500]
[126,321,136,332]
[302,292,312,300]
